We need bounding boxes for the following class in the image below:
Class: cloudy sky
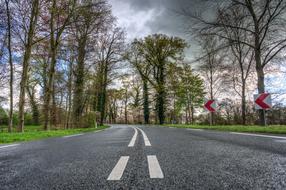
[108,0,286,104]
[108,0,212,58]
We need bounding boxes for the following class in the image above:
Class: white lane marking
[128,127,138,147]
[0,144,19,149]
[94,129,104,133]
[107,156,129,181]
[187,128,203,131]
[275,140,286,143]
[147,155,164,179]
[136,127,151,146]
[230,132,286,139]
[169,127,175,129]
[63,134,83,138]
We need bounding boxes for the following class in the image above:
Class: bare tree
[93,26,125,126]
[5,0,13,132]
[185,0,286,125]
[17,0,40,132]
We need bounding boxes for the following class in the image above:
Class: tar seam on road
[128,127,138,147]
[147,155,164,179]
[230,132,286,139]
[107,156,130,181]
[62,134,83,138]
[0,144,19,149]
[136,127,151,146]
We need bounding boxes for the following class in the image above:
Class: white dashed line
[0,144,19,149]
[94,129,104,133]
[136,127,151,146]
[147,155,164,179]
[128,127,138,147]
[62,134,83,138]
[107,156,129,181]
[186,128,203,131]
[230,132,286,139]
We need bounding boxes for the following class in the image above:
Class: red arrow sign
[254,93,271,110]
[204,100,216,112]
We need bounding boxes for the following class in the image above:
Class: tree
[17,0,40,132]
[176,64,205,124]
[43,0,76,130]
[220,7,255,125]
[125,42,151,124]
[185,0,286,125]
[71,0,112,127]
[134,34,187,124]
[5,0,13,132]
[197,36,227,125]
[93,26,125,126]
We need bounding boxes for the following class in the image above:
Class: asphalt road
[1,125,286,190]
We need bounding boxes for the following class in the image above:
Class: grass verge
[163,124,286,134]
[0,125,109,144]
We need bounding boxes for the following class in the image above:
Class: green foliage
[164,124,286,134]
[0,107,8,125]
[132,34,188,124]
[0,125,109,144]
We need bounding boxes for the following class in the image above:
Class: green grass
[0,125,109,144]
[163,124,286,134]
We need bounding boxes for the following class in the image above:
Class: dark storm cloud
[108,0,218,59]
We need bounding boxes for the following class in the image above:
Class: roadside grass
[163,124,286,134]
[0,125,109,144]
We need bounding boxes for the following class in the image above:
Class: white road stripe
[94,129,104,133]
[0,144,19,149]
[230,132,286,139]
[107,156,129,181]
[186,128,203,131]
[136,127,151,146]
[63,134,83,138]
[274,140,286,143]
[147,155,164,179]
[128,127,138,147]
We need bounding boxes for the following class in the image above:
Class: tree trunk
[191,104,194,124]
[17,0,40,132]
[73,36,87,127]
[43,0,57,130]
[5,0,13,132]
[143,79,149,124]
[27,86,39,125]
[65,60,73,129]
[157,65,165,125]
[124,88,128,124]
[241,80,246,125]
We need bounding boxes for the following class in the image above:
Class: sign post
[204,100,217,125]
[254,93,272,126]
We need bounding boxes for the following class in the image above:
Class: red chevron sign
[254,93,272,110]
[204,100,216,112]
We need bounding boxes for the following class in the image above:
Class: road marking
[274,140,286,143]
[230,132,286,139]
[107,156,129,181]
[128,127,138,147]
[147,155,164,179]
[136,127,151,146]
[169,127,175,129]
[186,128,203,131]
[63,134,83,138]
[94,129,104,133]
[0,144,19,149]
